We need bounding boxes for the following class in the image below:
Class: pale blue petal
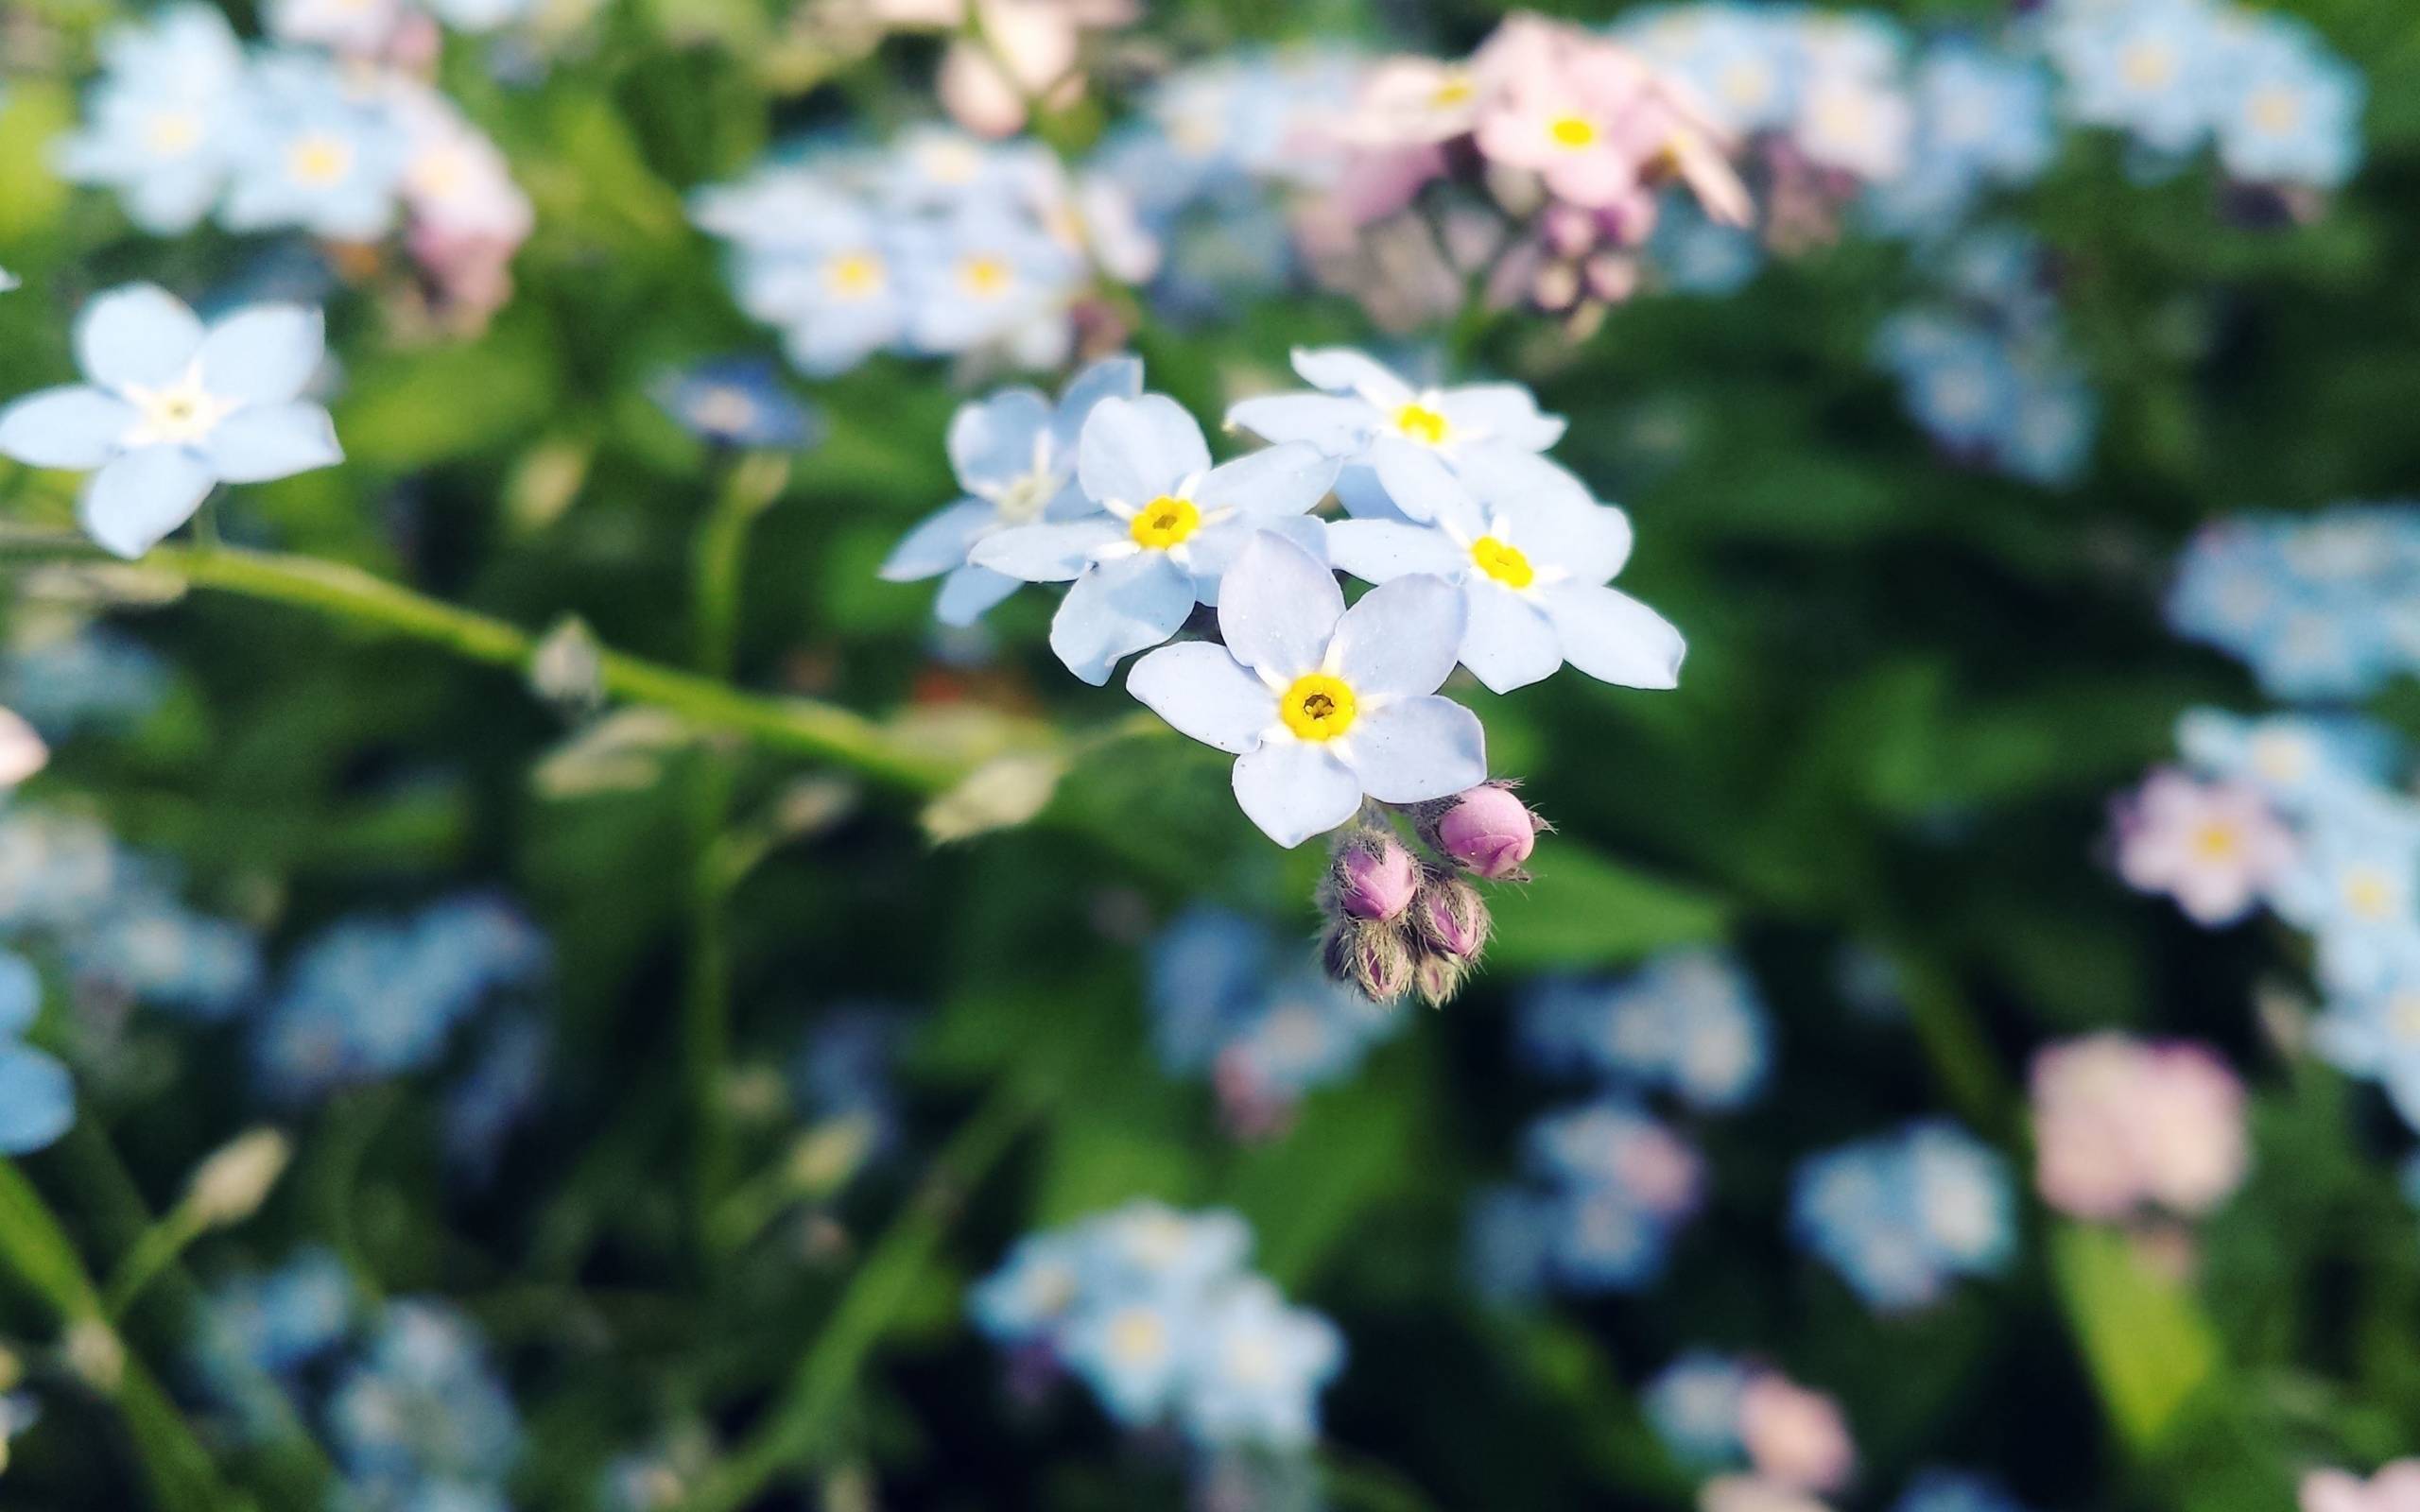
[935,564,1021,627]
[1049,553,1195,685]
[1225,393,1372,455]
[1217,531,1343,681]
[0,954,36,1037]
[1500,492,1634,587]
[79,446,215,558]
[202,403,341,484]
[1334,461,1412,521]
[1078,394,1208,507]
[1437,384,1566,451]
[76,284,204,390]
[881,499,998,581]
[1372,444,1483,530]
[1053,354,1144,448]
[1290,347,1412,406]
[1329,573,1465,696]
[0,1045,73,1154]
[1127,642,1273,755]
[1461,584,1564,694]
[947,388,1051,493]
[1189,515,1328,607]
[1232,741,1363,848]
[1461,447,1595,513]
[1325,520,1463,584]
[1193,443,1339,518]
[1338,696,1487,804]
[1540,583,1686,689]
[0,386,134,470]
[970,518,1125,582]
[197,305,325,406]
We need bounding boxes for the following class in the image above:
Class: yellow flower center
[147,111,202,157]
[825,252,885,300]
[2190,821,2240,863]
[2344,868,2398,920]
[690,387,757,436]
[1470,535,1536,589]
[2120,42,2176,90]
[287,133,354,188]
[2393,994,2420,1043]
[2248,85,2301,133]
[959,255,1013,298]
[1128,495,1201,549]
[1394,403,1450,446]
[125,374,230,446]
[1108,1309,1167,1363]
[1279,673,1358,742]
[1548,114,1599,150]
[1430,73,1477,109]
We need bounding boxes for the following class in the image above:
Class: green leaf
[1487,847,1728,971]
[2051,1220,2223,1450]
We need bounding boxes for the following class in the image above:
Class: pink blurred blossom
[871,0,1133,137]
[2304,1463,2420,1512]
[389,85,533,329]
[1700,1476,1834,1512]
[2031,1034,2250,1222]
[2113,767,2296,927]
[1737,1373,1855,1495]
[0,706,46,791]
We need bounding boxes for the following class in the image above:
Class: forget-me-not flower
[973,395,1340,684]
[0,284,341,558]
[1327,447,1685,694]
[1126,532,1486,847]
[648,357,821,451]
[1226,347,1565,521]
[49,5,248,234]
[0,953,73,1155]
[881,355,1141,627]
[220,54,410,241]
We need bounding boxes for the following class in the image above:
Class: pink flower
[2031,1035,2250,1222]
[1737,1373,1855,1495]
[877,0,1134,137]
[0,706,45,792]
[1700,1476,1834,1512]
[1340,57,1485,147]
[2304,1463,2420,1512]
[2113,767,2296,926]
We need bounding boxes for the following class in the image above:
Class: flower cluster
[2030,1033,2249,1223]
[1645,1350,1856,1498]
[1468,1095,1706,1297]
[886,347,1682,1005]
[968,1201,1344,1452]
[54,5,534,326]
[1873,229,2097,487]
[0,284,345,558]
[2040,0,2364,193]
[1789,1121,2014,1313]
[194,1253,522,1511]
[1516,948,1773,1111]
[1145,907,1403,1136]
[252,893,550,1106]
[1,624,170,744]
[2166,506,2420,701]
[692,128,1151,379]
[2120,711,2420,1135]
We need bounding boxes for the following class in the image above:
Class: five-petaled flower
[0,284,342,558]
[1127,531,1487,848]
[972,392,1339,684]
[1225,347,1565,520]
[1328,449,1685,693]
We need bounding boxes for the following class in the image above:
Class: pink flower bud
[1413,952,1468,1009]
[1413,877,1491,961]
[1331,835,1418,922]
[1435,784,1539,879]
[1322,919,1414,1005]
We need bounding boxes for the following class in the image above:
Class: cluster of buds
[1317,782,1545,1009]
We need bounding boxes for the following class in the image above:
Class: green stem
[100,1208,207,1320]
[0,532,997,793]
[678,1077,1045,1512]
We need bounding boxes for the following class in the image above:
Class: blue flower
[1645,1349,1750,1467]
[1893,1469,2031,1512]
[968,1229,1093,1345]
[1791,1121,2014,1313]
[68,900,262,1022]
[648,358,821,450]
[194,1246,355,1385]
[1143,906,1401,1115]
[0,953,72,1154]
[1325,447,1685,695]
[219,52,410,240]
[2047,0,2227,160]
[50,5,248,234]
[1145,907,1273,1076]
[1519,950,1772,1111]
[0,627,168,740]
[0,284,342,558]
[902,206,1085,360]
[2209,17,2364,189]
[442,1016,549,1183]
[326,1299,520,1501]
[2175,708,2395,816]
[881,355,1143,627]
[975,398,1340,686]
[1177,1278,1344,1449]
[1868,42,2055,233]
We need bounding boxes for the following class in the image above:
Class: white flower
[1126,531,1486,848]
[0,708,45,792]
[1224,347,1565,521]
[1326,448,1685,693]
[971,393,1338,684]
[0,284,341,558]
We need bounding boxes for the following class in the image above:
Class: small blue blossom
[0,953,73,1154]
[2209,19,2364,189]
[881,355,1142,627]
[791,1005,904,1162]
[0,284,342,558]
[1645,1349,1751,1467]
[1893,1469,2031,1512]
[1518,949,1772,1112]
[441,1015,549,1183]
[50,5,248,234]
[1790,1121,2015,1313]
[648,358,821,450]
[0,627,169,740]
[220,53,410,241]
[1471,1096,1706,1297]
[326,1299,521,1507]
[2166,507,2420,701]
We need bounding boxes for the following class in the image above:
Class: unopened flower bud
[1327,833,1418,922]
[62,1318,123,1393]
[1434,783,1541,880]
[183,1128,292,1229]
[1322,919,1415,1005]
[1413,877,1492,962]
[1413,952,1469,1009]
